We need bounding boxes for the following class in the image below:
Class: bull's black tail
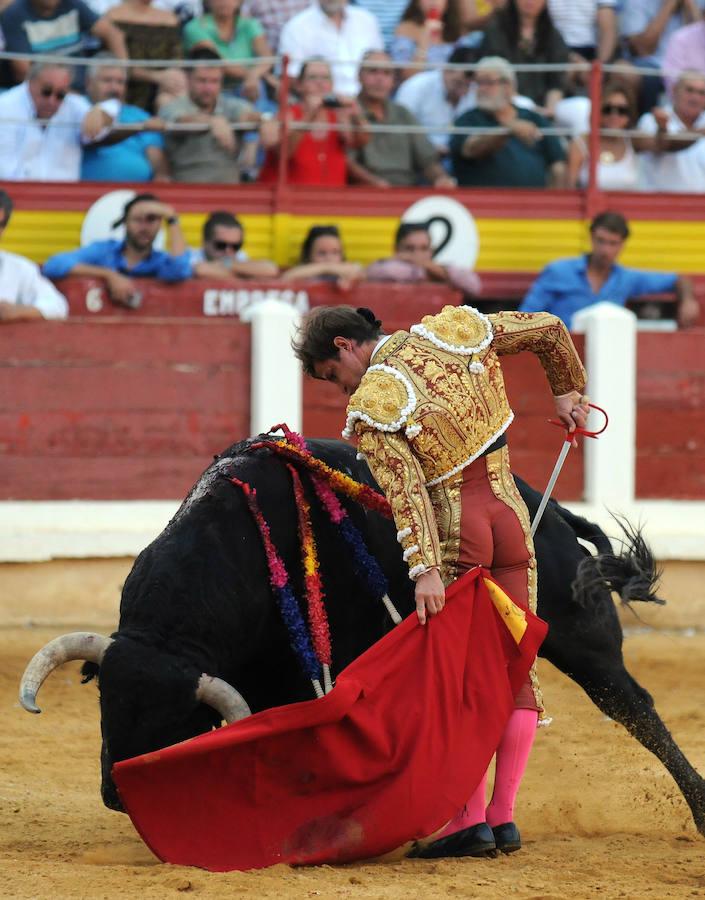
[571,514,664,608]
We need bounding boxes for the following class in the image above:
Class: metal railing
[0,48,696,201]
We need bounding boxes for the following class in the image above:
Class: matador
[294,303,588,859]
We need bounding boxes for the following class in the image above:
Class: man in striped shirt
[353,0,407,49]
[548,0,618,61]
[241,0,311,58]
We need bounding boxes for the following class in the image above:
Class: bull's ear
[81,661,100,683]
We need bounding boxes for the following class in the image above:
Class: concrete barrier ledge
[0,499,703,563]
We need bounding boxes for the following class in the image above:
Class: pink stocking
[436,770,488,839]
[485,708,538,827]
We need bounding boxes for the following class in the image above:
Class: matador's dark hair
[293,305,384,377]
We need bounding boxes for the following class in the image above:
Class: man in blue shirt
[81,59,167,183]
[520,211,700,328]
[43,193,192,306]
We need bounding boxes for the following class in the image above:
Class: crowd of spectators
[1,188,696,328]
[1,0,705,189]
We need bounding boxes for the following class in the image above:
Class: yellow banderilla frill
[483,578,528,644]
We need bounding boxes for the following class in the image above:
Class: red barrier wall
[636,332,705,498]
[1,318,250,500]
[2,280,703,501]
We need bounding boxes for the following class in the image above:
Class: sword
[530,403,609,538]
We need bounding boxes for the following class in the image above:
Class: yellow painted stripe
[5,210,705,274]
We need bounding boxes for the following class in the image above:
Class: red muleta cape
[113,566,547,871]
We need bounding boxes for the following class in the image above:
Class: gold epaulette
[342,365,420,439]
[410,305,493,360]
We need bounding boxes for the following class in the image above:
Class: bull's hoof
[492,821,521,854]
[409,823,497,859]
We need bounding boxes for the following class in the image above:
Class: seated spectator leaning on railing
[43,193,192,307]
[366,220,481,298]
[0,0,127,85]
[519,210,699,328]
[0,62,120,180]
[0,190,68,323]
[190,210,279,279]
[183,0,275,104]
[637,69,705,192]
[160,46,262,183]
[566,80,641,190]
[391,0,469,83]
[258,57,368,186]
[566,76,702,190]
[450,56,565,187]
[280,224,364,288]
[394,45,477,165]
[279,0,384,97]
[81,54,168,182]
[348,49,455,187]
[479,0,569,116]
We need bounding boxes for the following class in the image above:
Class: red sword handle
[547,402,609,443]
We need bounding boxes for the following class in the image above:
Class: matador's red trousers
[454,446,540,711]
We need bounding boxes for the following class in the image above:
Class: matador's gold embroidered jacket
[344,305,587,580]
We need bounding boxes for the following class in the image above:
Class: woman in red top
[258,58,368,186]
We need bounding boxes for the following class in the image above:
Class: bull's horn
[196,674,251,724]
[19,632,114,714]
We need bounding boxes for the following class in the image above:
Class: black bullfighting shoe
[492,821,522,854]
[409,822,498,859]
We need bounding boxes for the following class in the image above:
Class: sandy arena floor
[2,558,705,899]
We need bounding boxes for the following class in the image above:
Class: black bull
[20,436,705,836]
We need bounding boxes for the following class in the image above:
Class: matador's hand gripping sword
[529,403,609,538]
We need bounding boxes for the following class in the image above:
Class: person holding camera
[258,57,368,185]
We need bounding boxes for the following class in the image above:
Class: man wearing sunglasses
[190,211,278,280]
[43,192,192,307]
[0,62,120,181]
[0,189,68,323]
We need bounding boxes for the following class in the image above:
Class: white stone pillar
[248,299,302,436]
[572,302,636,506]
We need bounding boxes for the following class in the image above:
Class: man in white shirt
[637,70,705,192]
[279,0,383,96]
[0,61,119,181]
[0,190,68,322]
[395,46,477,157]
